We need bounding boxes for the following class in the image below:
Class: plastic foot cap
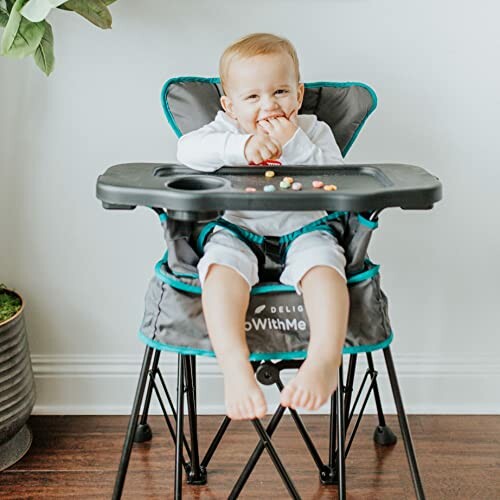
[320,465,337,485]
[134,423,153,443]
[186,464,208,485]
[373,425,397,446]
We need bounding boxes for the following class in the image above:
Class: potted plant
[0,0,119,470]
[0,285,35,470]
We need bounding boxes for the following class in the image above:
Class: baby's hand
[258,111,298,146]
[244,133,282,165]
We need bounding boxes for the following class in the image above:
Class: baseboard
[31,352,500,415]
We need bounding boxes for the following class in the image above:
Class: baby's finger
[275,116,289,127]
[259,144,275,159]
[266,117,280,129]
[257,121,270,134]
[266,146,280,160]
[258,120,272,132]
[268,137,282,157]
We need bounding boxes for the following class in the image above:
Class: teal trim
[159,213,168,223]
[304,81,378,156]
[357,213,378,229]
[279,223,334,245]
[197,221,218,254]
[172,271,199,279]
[251,284,296,295]
[138,330,393,358]
[279,224,335,259]
[155,250,380,294]
[155,253,297,295]
[347,263,380,284]
[155,258,202,294]
[161,76,221,138]
[342,331,393,354]
[140,332,216,358]
[196,218,264,256]
[161,77,377,155]
[278,211,346,254]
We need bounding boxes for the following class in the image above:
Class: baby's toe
[297,390,311,409]
[252,395,267,419]
[280,386,294,407]
[291,387,305,409]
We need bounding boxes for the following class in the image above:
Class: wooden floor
[0,415,499,499]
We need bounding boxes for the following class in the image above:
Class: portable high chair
[96,77,442,499]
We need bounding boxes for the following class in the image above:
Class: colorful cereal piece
[312,180,324,188]
[263,185,276,192]
[283,176,294,184]
[245,187,257,192]
[323,184,338,191]
[279,180,291,189]
[265,170,275,178]
[291,182,302,191]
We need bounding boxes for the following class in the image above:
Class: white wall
[1,0,499,414]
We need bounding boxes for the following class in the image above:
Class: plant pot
[0,289,35,471]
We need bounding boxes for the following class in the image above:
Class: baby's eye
[275,89,289,95]
[246,94,258,100]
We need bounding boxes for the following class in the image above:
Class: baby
[177,33,349,420]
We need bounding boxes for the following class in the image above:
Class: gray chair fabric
[162,78,376,155]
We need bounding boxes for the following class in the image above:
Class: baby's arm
[177,117,252,172]
[279,117,344,166]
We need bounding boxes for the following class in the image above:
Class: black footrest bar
[201,416,231,469]
[229,404,286,498]
[252,419,301,500]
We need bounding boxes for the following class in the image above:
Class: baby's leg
[278,231,348,410]
[202,264,267,420]
[280,265,348,410]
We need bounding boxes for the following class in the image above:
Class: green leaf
[0,6,9,27]
[59,0,111,29]
[58,0,116,9]
[1,0,46,58]
[33,19,53,75]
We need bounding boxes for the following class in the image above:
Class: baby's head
[219,33,304,135]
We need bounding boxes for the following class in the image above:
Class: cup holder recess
[165,175,229,192]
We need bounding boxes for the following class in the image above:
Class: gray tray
[96,163,442,220]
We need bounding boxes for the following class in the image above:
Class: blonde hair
[219,33,301,92]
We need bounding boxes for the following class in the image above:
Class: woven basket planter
[0,289,35,471]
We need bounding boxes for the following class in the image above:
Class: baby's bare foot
[280,356,339,411]
[222,361,267,420]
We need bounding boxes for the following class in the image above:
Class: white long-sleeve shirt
[177,111,344,236]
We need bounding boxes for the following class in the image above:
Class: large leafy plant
[0,0,117,75]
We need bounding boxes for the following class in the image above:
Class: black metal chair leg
[252,419,301,499]
[135,349,161,443]
[343,354,357,427]
[175,355,186,499]
[184,356,206,485]
[229,404,287,498]
[112,346,154,500]
[336,364,346,500]
[328,389,337,471]
[366,352,397,446]
[201,416,231,469]
[383,347,425,500]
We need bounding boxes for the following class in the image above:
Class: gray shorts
[198,229,346,294]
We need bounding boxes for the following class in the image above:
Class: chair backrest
[161,77,377,157]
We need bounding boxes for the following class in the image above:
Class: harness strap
[196,211,348,267]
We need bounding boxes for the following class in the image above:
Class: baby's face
[221,52,304,135]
